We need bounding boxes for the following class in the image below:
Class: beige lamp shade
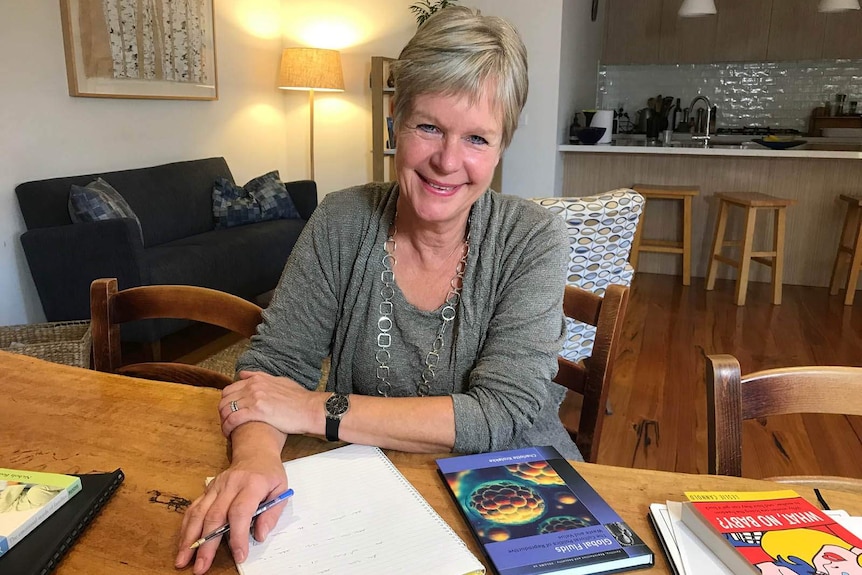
[819,0,860,11]
[678,0,716,17]
[278,48,344,92]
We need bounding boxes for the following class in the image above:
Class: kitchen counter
[559,136,862,160]
[561,141,862,290]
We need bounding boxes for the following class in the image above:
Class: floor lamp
[278,48,345,181]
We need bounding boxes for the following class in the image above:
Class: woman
[175,7,578,574]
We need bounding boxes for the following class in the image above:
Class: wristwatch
[324,393,350,442]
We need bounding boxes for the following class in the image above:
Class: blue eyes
[416,124,488,146]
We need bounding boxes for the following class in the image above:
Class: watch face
[326,393,349,417]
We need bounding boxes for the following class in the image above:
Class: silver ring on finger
[230,400,239,413]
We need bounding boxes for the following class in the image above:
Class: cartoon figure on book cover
[0,481,62,513]
[442,460,603,544]
[727,527,862,575]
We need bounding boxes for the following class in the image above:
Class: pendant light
[678,0,717,17]
[818,0,861,11]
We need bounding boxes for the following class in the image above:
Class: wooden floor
[599,272,862,479]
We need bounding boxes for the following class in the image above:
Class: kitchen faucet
[689,95,712,146]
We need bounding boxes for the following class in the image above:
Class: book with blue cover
[437,446,653,575]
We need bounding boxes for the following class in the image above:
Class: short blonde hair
[390,6,528,150]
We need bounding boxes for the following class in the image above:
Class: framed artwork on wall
[59,0,218,100]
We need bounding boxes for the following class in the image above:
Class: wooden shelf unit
[808,107,862,136]
[371,56,396,182]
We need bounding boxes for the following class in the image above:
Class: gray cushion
[68,178,143,241]
[213,171,301,229]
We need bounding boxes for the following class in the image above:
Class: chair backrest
[90,278,263,389]
[555,283,630,463]
[531,189,643,364]
[706,354,862,476]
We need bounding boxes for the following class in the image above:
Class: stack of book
[649,489,862,575]
[0,467,123,575]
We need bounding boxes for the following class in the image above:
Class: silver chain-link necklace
[375,215,470,397]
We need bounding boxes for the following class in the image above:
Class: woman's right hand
[175,449,287,575]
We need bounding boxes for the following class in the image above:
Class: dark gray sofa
[16,157,316,342]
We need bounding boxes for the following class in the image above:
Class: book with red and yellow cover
[681,489,862,575]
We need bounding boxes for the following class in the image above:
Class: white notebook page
[237,443,484,575]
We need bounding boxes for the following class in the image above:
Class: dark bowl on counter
[575,127,606,145]
[751,138,807,150]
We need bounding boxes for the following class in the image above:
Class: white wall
[0,1,581,326]
[1,1,293,325]
[471,0,564,200]
[558,0,605,194]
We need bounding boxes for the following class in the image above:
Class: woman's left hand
[219,371,322,437]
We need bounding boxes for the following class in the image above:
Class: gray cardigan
[237,183,583,461]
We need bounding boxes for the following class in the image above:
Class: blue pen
[189,488,294,549]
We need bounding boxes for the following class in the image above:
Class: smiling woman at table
[175,7,576,574]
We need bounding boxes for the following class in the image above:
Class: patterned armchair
[532,189,644,363]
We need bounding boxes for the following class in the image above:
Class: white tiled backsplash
[599,60,862,131]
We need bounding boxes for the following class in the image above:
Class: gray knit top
[236,182,583,461]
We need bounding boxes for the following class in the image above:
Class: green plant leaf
[409,0,460,27]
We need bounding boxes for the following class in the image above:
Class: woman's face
[395,88,503,227]
[813,544,862,574]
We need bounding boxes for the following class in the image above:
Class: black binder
[0,468,124,575]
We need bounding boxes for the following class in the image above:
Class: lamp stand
[308,89,316,181]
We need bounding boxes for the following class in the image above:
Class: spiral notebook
[237,444,484,575]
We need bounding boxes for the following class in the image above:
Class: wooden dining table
[3,349,862,574]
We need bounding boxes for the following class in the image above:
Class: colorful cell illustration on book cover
[724,527,862,575]
[442,460,600,545]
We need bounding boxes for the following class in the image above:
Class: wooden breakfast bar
[560,139,862,289]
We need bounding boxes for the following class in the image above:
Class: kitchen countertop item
[574,127,606,145]
[558,135,862,160]
[752,138,807,150]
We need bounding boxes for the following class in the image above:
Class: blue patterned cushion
[213,171,301,229]
[532,189,644,363]
[68,177,143,241]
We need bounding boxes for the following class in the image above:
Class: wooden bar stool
[705,192,795,306]
[829,194,862,305]
[630,184,699,285]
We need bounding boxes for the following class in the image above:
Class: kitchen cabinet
[766,0,826,61]
[712,0,771,62]
[602,0,662,65]
[603,0,862,65]
[658,0,717,63]
[822,9,862,59]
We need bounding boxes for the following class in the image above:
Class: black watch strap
[325,417,340,442]
[324,393,349,442]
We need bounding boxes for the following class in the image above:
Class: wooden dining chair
[706,354,862,489]
[90,278,263,389]
[555,284,630,464]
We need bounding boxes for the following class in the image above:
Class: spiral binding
[370,447,477,557]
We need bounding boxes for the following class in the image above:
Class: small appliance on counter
[589,110,614,144]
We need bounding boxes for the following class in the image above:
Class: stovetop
[715,127,801,136]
